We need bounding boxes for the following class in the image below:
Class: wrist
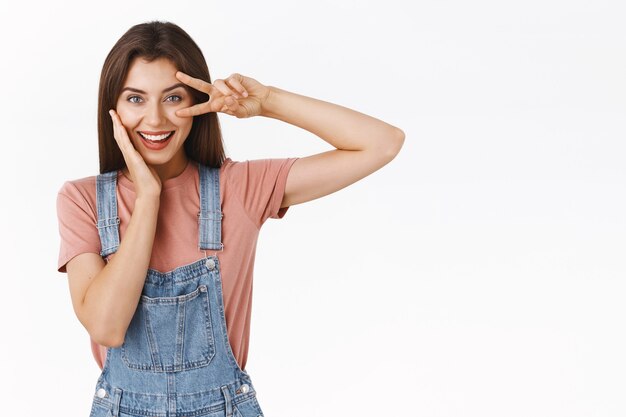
[260,86,281,118]
[135,195,161,208]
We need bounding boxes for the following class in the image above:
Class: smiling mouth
[137,131,175,142]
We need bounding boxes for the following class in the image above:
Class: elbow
[76,302,126,348]
[91,326,125,348]
[393,128,405,153]
[382,128,405,161]
[94,333,124,348]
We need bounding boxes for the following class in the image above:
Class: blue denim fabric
[89,164,264,417]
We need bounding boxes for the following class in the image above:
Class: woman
[56,20,404,417]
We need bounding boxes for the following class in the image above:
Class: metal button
[240,383,249,393]
[96,388,107,398]
[205,259,216,270]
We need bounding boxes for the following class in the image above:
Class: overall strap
[198,163,224,251]
[96,170,120,257]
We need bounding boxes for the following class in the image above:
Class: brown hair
[97,20,226,173]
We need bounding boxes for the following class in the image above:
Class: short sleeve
[228,157,299,229]
[56,181,101,273]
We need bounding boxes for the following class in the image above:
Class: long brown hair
[97,20,226,173]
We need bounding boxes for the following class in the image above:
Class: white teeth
[139,131,173,141]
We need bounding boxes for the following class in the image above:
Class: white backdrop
[1,0,625,416]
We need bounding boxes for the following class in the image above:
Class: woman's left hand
[174,71,270,119]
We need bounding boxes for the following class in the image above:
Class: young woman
[56,20,404,417]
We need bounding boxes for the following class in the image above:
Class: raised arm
[173,71,405,208]
[260,86,405,208]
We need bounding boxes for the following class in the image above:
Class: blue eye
[126,95,182,103]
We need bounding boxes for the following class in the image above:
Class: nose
[144,100,167,126]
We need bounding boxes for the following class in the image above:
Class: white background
[1,1,625,416]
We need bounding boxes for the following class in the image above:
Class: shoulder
[218,157,252,186]
[220,157,247,174]
[58,175,95,193]
[220,157,295,180]
[57,169,122,199]
[57,173,100,213]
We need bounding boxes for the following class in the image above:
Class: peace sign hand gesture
[174,72,270,119]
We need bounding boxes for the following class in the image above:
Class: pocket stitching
[120,284,216,372]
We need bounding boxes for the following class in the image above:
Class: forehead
[123,57,178,86]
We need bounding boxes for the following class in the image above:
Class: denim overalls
[88,163,265,417]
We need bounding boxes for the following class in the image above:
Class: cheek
[179,119,194,133]
[116,108,140,127]
[169,110,193,129]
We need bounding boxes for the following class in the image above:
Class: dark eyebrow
[120,82,187,94]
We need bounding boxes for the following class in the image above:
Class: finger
[109,110,133,154]
[176,97,225,117]
[213,79,240,98]
[109,110,121,143]
[110,110,124,143]
[176,101,212,118]
[225,75,248,98]
[175,71,218,96]
[221,104,234,116]
[223,96,248,118]
[224,96,240,111]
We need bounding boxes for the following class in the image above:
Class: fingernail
[243,91,248,97]
[108,110,113,117]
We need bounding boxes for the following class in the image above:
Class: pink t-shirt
[56,157,299,371]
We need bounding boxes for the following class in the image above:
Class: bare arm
[259,86,405,208]
[172,72,404,209]
[67,196,159,347]
[68,108,164,347]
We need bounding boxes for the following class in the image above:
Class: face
[115,56,194,175]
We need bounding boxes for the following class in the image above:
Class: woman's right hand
[109,109,162,199]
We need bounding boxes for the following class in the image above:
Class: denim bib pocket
[121,284,216,372]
